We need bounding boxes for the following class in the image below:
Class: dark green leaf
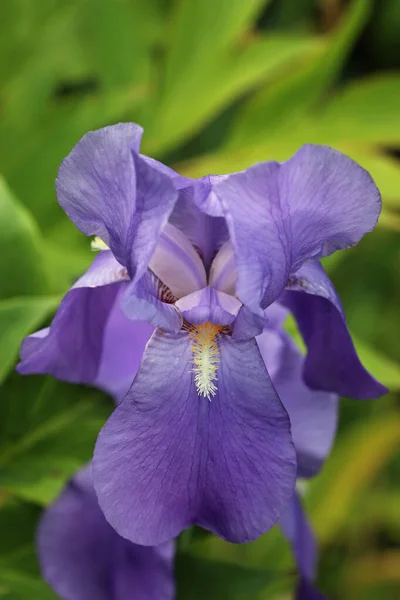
[175,553,287,600]
[0,178,48,299]
[0,296,60,384]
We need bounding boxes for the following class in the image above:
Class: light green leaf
[0,296,60,384]
[314,75,400,147]
[346,151,400,209]
[163,0,269,89]
[0,568,57,600]
[145,33,322,154]
[227,0,372,148]
[308,411,400,543]
[77,0,162,88]
[0,178,48,298]
[353,335,400,390]
[145,0,285,152]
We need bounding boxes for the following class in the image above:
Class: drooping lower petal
[280,493,327,600]
[93,330,296,545]
[280,493,317,582]
[257,321,338,478]
[95,292,153,403]
[282,261,387,399]
[18,252,152,397]
[213,144,381,313]
[17,252,128,384]
[297,579,328,600]
[38,465,175,600]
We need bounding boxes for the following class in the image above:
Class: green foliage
[0,0,399,598]
[0,375,111,505]
[175,553,285,600]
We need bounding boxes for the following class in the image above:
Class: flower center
[190,322,222,400]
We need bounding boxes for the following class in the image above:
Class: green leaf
[175,553,286,600]
[145,33,322,154]
[0,501,41,575]
[0,568,57,600]
[0,178,48,298]
[314,75,400,147]
[163,0,269,89]
[145,0,283,152]
[0,499,57,598]
[307,411,400,543]
[77,0,162,88]
[227,0,372,148]
[0,296,60,384]
[0,375,111,505]
[345,151,400,209]
[352,336,400,390]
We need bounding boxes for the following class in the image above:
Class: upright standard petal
[169,187,229,269]
[56,124,178,280]
[93,331,296,545]
[282,261,387,399]
[257,321,338,478]
[149,223,207,298]
[214,145,381,312]
[38,465,175,600]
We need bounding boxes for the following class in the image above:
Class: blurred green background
[0,0,399,598]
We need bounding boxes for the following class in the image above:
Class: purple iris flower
[37,464,175,600]
[18,123,386,547]
[281,492,327,600]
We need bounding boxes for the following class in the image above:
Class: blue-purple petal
[18,252,152,398]
[214,144,381,313]
[93,331,296,545]
[56,124,177,279]
[280,493,328,599]
[175,287,241,326]
[169,187,229,268]
[122,272,182,332]
[95,295,153,403]
[296,578,328,600]
[257,318,339,478]
[282,261,387,399]
[38,465,175,600]
[280,493,317,581]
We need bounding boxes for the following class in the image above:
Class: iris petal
[169,188,229,268]
[38,465,175,600]
[149,223,207,298]
[175,287,241,326]
[209,240,236,296]
[214,144,381,313]
[17,252,128,384]
[56,124,177,280]
[282,261,387,399]
[122,272,182,332]
[280,493,327,599]
[93,330,296,545]
[258,319,338,478]
[280,493,316,581]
